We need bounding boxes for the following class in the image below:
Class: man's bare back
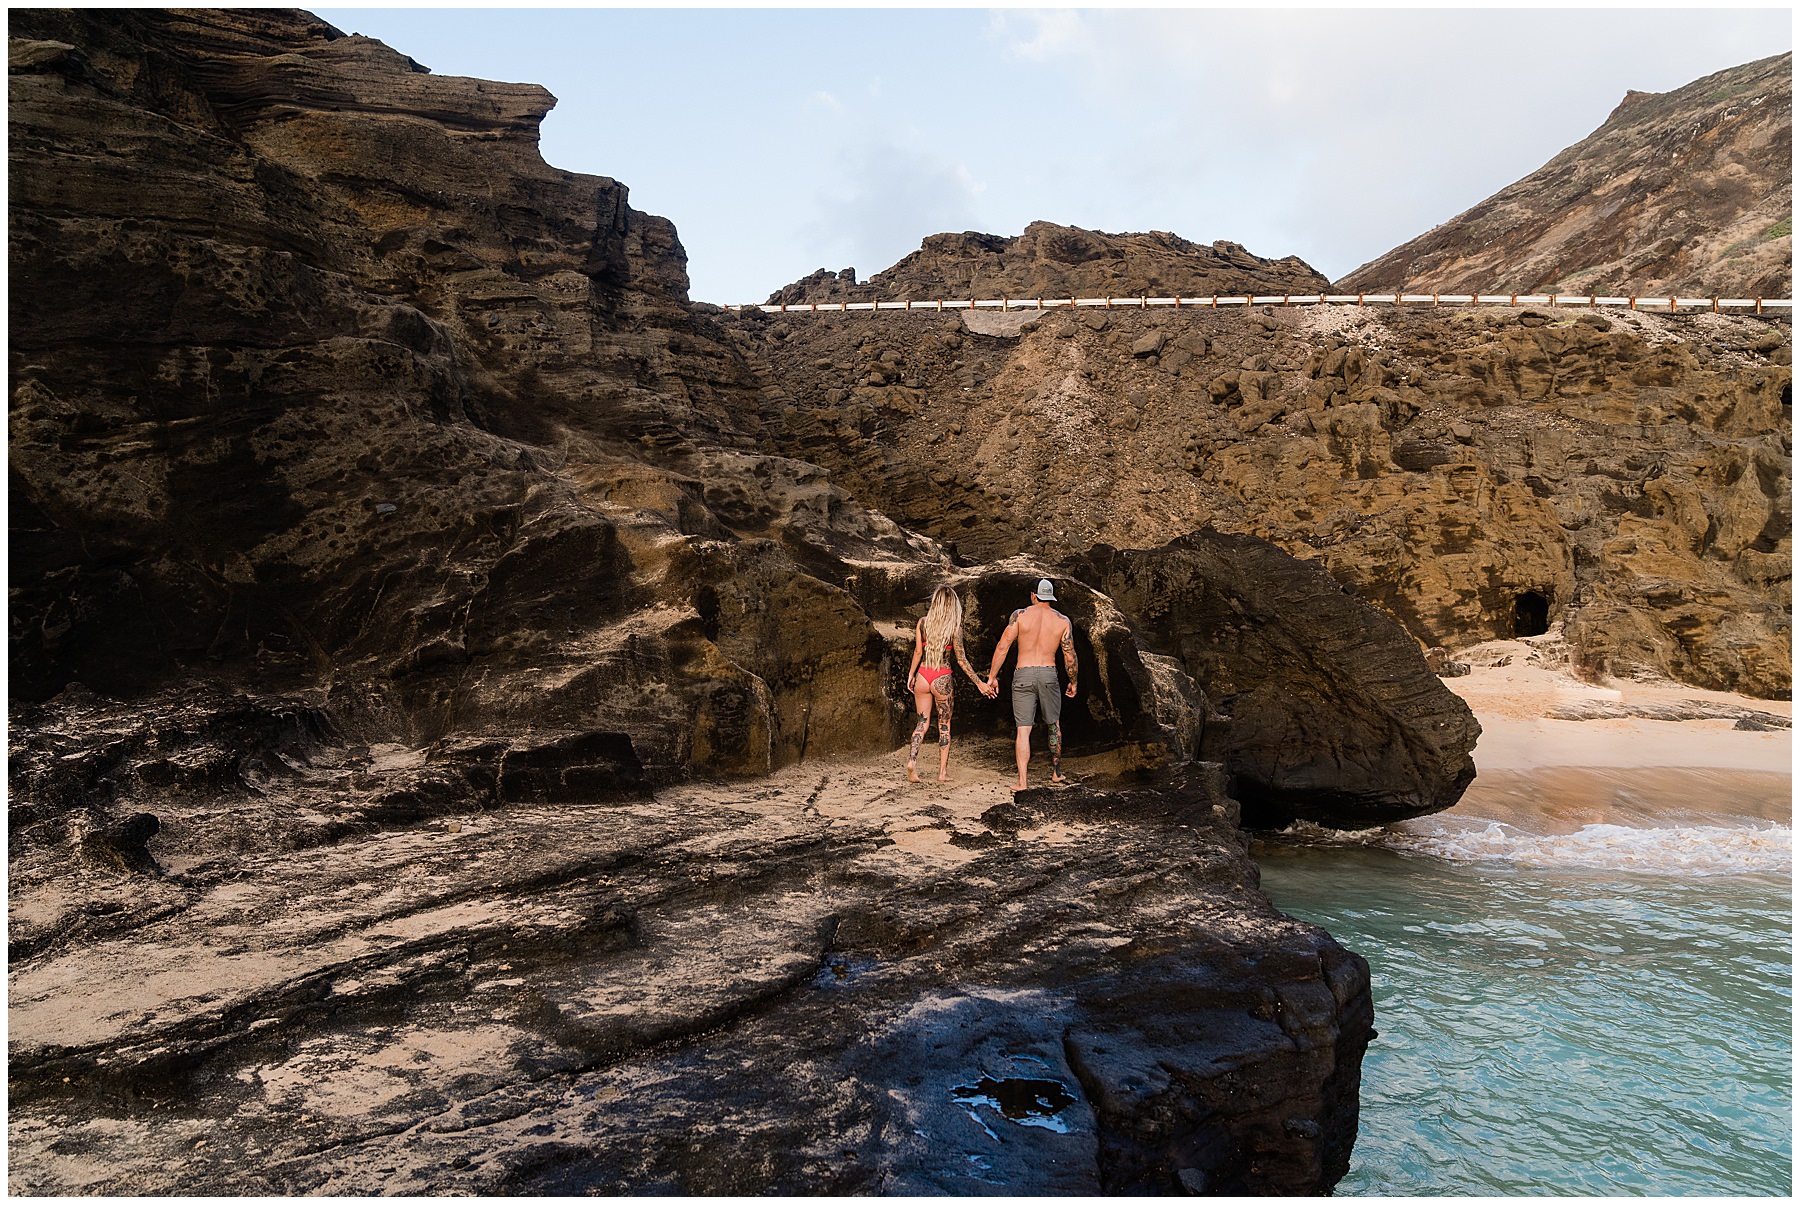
[1008,603,1072,667]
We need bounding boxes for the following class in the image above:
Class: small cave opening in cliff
[1512,591,1551,638]
[1782,382,1791,409]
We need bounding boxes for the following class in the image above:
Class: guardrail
[731,293,1792,315]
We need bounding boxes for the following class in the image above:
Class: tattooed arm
[1060,617,1079,697]
[953,629,984,685]
[987,609,1023,682]
[906,619,925,691]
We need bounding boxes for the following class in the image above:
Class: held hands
[979,675,999,699]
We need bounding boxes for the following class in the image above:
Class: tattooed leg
[933,677,955,781]
[907,689,932,782]
[1049,720,1065,783]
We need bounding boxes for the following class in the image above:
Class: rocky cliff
[736,251,1790,698]
[8,8,1444,1194]
[9,6,928,785]
[769,222,1330,307]
[1336,53,1792,299]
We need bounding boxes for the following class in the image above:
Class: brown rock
[1337,53,1792,299]
[1069,531,1480,828]
[1131,330,1168,358]
[768,222,1329,307]
[6,12,1393,1197]
[738,294,1790,698]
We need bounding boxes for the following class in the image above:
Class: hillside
[1336,53,1792,298]
[769,221,1329,306]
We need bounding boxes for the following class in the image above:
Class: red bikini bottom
[916,665,951,687]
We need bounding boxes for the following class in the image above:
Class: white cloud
[991,9,1088,64]
[961,7,1793,279]
[795,136,987,287]
[317,6,1788,300]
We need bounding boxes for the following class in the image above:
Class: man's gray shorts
[1012,666,1063,727]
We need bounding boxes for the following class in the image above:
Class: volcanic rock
[1069,531,1481,828]
[8,9,1389,1195]
[1336,53,1793,299]
[767,222,1330,307]
[8,6,936,784]
[732,290,1790,698]
[8,753,1372,1196]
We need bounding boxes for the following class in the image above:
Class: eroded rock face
[768,221,1330,307]
[1070,532,1481,829]
[8,7,938,784]
[8,10,1383,1196]
[732,297,1790,698]
[1336,53,1792,299]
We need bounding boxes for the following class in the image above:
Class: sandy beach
[1440,636,1791,834]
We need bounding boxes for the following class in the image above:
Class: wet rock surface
[9,756,1371,1196]
[1543,698,1792,727]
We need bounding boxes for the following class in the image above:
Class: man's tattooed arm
[987,610,1023,680]
[1060,623,1078,690]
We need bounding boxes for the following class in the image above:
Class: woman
[904,585,989,783]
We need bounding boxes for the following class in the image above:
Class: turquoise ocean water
[1256,777,1791,1196]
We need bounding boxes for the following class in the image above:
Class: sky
[313,5,1793,304]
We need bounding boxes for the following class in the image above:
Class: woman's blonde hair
[918,585,963,669]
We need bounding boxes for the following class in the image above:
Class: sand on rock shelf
[2,8,1471,1194]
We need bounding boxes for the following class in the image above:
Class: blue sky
[314,6,1792,304]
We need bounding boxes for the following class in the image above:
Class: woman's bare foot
[907,767,922,783]
[1050,773,1069,785]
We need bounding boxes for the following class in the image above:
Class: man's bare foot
[1013,778,1029,791]
[937,775,955,784]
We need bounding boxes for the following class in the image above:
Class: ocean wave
[1272,818,1792,876]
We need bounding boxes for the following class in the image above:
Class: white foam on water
[1277,818,1792,876]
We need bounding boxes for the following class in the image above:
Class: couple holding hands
[904,580,1079,790]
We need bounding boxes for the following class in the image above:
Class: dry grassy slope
[1337,52,1792,299]
[733,301,1792,698]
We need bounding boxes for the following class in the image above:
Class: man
[983,578,1079,790]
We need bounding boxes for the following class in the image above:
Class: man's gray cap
[1035,578,1057,601]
